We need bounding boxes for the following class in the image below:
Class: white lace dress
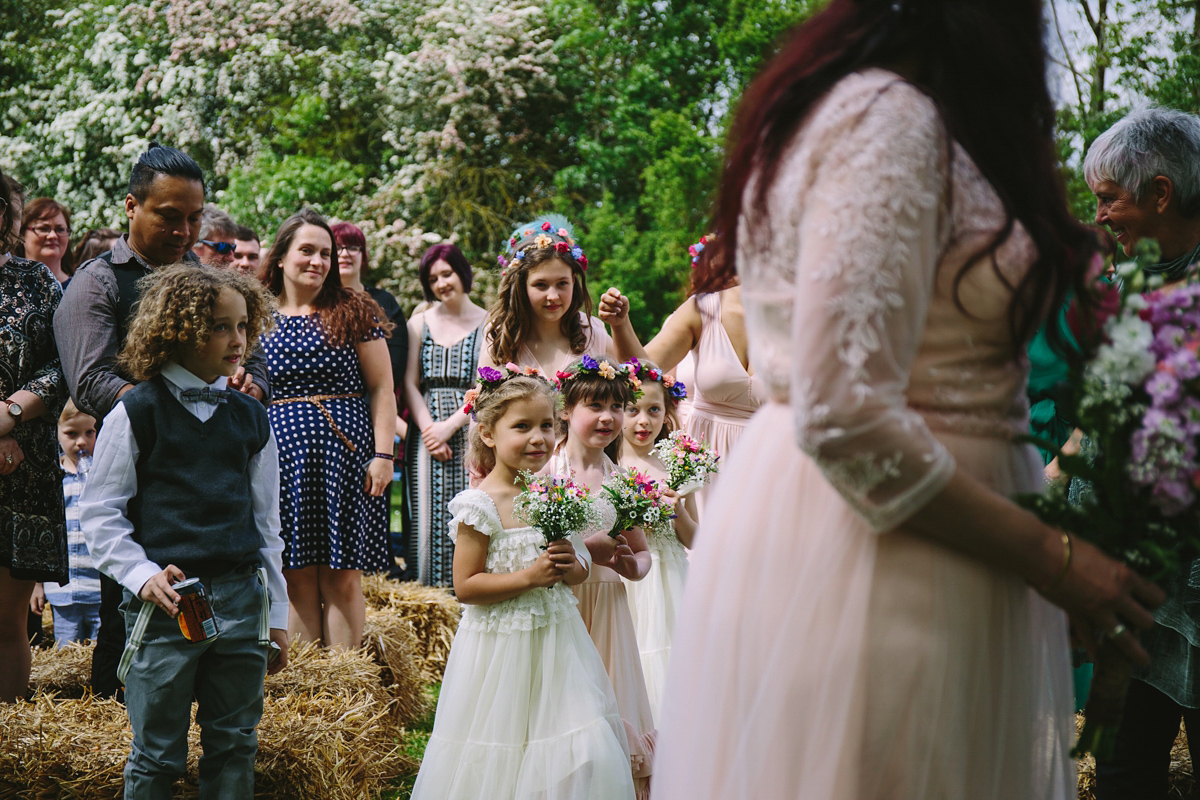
[411,489,635,800]
[551,453,658,800]
[622,520,688,723]
[653,70,1075,800]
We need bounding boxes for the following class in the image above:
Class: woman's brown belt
[271,393,364,452]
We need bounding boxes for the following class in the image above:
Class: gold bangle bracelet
[1038,531,1072,594]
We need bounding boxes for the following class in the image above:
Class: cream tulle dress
[411,489,635,800]
[652,70,1075,800]
[551,453,658,800]
[622,518,688,723]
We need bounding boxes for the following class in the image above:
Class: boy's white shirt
[79,362,289,629]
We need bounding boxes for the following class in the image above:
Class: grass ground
[384,684,439,799]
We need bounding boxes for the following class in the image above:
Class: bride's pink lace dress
[652,70,1075,800]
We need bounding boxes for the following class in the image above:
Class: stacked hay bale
[6,577,461,798]
[1074,712,1194,799]
[361,573,461,683]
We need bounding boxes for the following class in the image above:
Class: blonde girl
[412,368,634,800]
[618,360,696,721]
[551,356,656,799]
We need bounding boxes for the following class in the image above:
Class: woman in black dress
[0,168,68,700]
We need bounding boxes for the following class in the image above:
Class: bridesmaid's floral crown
[462,363,549,418]
[626,357,688,401]
[689,233,715,269]
[554,355,643,401]
[496,217,589,275]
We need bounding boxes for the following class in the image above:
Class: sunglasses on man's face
[198,240,236,256]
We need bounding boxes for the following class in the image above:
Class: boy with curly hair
[80,263,288,798]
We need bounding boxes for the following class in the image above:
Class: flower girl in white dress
[411,370,634,800]
[550,356,657,799]
[618,361,697,721]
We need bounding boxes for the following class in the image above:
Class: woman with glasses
[18,198,72,285]
[331,222,410,577]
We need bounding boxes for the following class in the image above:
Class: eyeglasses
[339,245,363,254]
[30,225,69,237]
[198,240,236,256]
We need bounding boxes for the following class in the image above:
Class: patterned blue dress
[262,312,389,571]
[404,322,482,587]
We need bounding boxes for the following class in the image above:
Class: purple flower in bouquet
[581,354,599,371]
[1147,371,1183,406]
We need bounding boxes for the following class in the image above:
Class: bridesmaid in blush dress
[649,3,1165,800]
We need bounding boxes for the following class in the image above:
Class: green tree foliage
[548,0,814,338]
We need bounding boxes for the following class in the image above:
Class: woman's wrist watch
[3,401,21,425]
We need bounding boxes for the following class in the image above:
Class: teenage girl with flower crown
[480,215,622,376]
[412,368,634,800]
[617,360,697,722]
[550,357,656,799]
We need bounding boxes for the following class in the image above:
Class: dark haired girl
[652,2,1163,798]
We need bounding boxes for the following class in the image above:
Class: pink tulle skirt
[653,402,1075,800]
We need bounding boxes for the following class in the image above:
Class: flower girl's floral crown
[496,214,589,274]
[554,355,643,400]
[462,363,550,418]
[626,357,688,401]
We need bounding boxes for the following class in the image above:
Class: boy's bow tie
[180,387,231,404]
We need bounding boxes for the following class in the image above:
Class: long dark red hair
[261,209,391,347]
[697,0,1096,357]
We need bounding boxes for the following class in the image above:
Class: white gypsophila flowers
[1086,313,1157,386]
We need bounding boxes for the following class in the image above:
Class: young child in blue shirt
[30,400,102,645]
[81,263,288,799]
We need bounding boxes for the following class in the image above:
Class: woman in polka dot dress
[259,209,396,649]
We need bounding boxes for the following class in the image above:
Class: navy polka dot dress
[262,312,389,571]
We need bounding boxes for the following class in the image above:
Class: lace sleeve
[446,489,501,543]
[784,78,956,532]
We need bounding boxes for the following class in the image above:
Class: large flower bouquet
[512,470,601,545]
[651,430,720,495]
[1016,254,1200,760]
[602,467,675,538]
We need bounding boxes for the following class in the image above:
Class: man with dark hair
[193,204,238,268]
[233,225,261,276]
[53,141,272,699]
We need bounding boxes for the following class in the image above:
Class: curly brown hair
[0,169,24,254]
[467,374,559,478]
[485,247,592,367]
[119,263,277,381]
[261,209,393,347]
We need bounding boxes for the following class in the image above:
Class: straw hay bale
[264,640,389,705]
[0,691,412,799]
[1075,712,1193,799]
[28,641,94,698]
[361,574,461,682]
[256,690,415,799]
[363,611,432,724]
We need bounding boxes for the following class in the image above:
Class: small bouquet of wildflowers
[512,470,600,546]
[1016,248,1200,760]
[602,467,675,538]
[652,430,720,495]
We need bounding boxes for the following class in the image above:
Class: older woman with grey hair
[1085,105,1200,799]
[1086,105,1200,282]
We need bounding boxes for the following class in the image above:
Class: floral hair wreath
[625,357,688,401]
[461,362,549,419]
[496,219,589,275]
[554,355,644,401]
[689,233,716,269]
